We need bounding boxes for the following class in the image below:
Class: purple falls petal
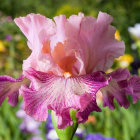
[0,75,28,106]
[20,68,110,129]
[101,68,130,110]
[127,75,140,104]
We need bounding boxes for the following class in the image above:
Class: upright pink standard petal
[14,14,55,52]
[79,12,125,73]
[15,12,125,77]
[64,12,125,75]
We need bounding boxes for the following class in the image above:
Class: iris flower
[85,133,116,140]
[16,103,41,134]
[0,12,140,129]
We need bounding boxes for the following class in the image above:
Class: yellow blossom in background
[116,54,134,68]
[115,30,121,41]
[0,40,6,52]
[115,30,134,68]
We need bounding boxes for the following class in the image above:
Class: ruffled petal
[0,75,27,106]
[22,51,63,76]
[50,14,84,75]
[101,69,130,110]
[127,75,140,104]
[65,13,86,75]
[20,68,109,128]
[15,12,124,76]
[14,14,55,52]
[57,108,73,128]
[63,12,125,75]
[80,12,125,73]
[50,15,67,48]
[76,93,101,123]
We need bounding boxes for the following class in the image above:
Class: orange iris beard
[63,72,72,78]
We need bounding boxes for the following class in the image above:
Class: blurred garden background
[0,0,140,140]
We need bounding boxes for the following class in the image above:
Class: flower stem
[51,110,78,140]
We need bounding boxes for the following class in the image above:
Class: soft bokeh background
[0,0,140,140]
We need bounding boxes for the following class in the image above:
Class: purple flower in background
[45,114,59,140]
[30,136,42,140]
[85,133,116,140]
[6,16,12,22]
[75,128,85,138]
[17,104,41,134]
[46,129,59,140]
[46,114,54,130]
[5,35,12,41]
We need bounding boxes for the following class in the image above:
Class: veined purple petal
[20,68,109,129]
[0,75,28,106]
[56,108,73,129]
[127,75,140,104]
[76,93,101,123]
[101,68,130,110]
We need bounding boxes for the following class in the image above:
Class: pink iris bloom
[0,12,140,129]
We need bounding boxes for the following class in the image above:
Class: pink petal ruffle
[0,75,24,106]
[79,12,125,73]
[20,68,109,128]
[127,75,140,104]
[101,69,130,110]
[15,12,125,76]
[14,14,55,52]
[76,93,101,123]
[65,12,125,74]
